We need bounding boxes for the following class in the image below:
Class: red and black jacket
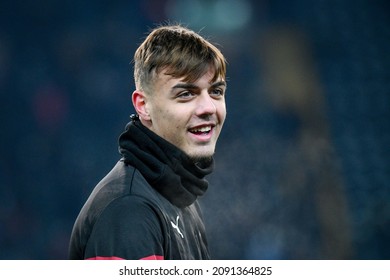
[69,117,213,260]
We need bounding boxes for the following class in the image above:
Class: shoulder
[78,160,165,226]
[93,194,165,234]
[69,161,170,259]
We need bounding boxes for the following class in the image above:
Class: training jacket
[68,116,213,260]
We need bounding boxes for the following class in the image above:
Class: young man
[68,24,227,260]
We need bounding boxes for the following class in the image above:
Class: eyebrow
[172,80,227,90]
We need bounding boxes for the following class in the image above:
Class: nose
[195,91,217,116]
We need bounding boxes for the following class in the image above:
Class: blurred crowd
[0,0,389,259]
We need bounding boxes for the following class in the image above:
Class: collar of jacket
[118,116,214,208]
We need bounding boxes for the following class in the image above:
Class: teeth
[191,126,211,133]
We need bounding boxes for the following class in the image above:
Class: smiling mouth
[189,126,212,135]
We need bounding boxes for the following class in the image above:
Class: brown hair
[133,24,227,94]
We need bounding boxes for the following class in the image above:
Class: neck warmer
[118,116,214,208]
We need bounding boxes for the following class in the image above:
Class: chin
[187,150,214,163]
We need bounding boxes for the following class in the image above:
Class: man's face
[144,67,226,160]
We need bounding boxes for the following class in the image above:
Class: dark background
[0,0,389,259]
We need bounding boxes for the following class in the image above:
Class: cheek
[152,103,170,121]
[154,108,181,131]
[217,102,227,121]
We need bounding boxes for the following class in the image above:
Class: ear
[132,90,151,122]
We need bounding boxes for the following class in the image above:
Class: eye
[177,91,196,100]
[210,88,224,98]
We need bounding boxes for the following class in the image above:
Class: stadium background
[0,0,389,259]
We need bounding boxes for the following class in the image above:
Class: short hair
[133,24,227,94]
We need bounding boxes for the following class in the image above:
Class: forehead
[155,67,222,87]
